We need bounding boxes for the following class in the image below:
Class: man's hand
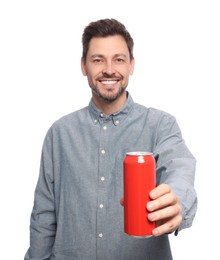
[146,184,182,236]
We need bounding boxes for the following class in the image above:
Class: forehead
[87,35,129,57]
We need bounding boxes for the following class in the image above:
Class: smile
[101,80,118,85]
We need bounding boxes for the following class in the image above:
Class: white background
[0,1,219,259]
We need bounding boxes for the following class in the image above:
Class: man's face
[81,35,134,103]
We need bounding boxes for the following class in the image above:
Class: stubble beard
[90,84,127,104]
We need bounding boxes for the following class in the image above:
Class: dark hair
[82,18,134,61]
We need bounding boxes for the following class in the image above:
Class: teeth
[101,80,117,85]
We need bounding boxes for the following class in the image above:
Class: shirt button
[115,120,119,125]
[99,204,104,208]
[101,149,105,154]
[100,176,105,181]
[94,119,98,123]
[100,113,104,117]
[98,233,103,238]
[103,125,107,130]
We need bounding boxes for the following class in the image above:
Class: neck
[92,91,127,116]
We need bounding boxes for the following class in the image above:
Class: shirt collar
[89,91,134,126]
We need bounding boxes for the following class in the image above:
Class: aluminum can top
[126,151,153,156]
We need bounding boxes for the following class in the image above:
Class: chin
[100,88,126,103]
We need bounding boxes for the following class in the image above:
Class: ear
[81,58,87,76]
[129,58,135,76]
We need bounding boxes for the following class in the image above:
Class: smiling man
[24,18,197,260]
[81,34,134,114]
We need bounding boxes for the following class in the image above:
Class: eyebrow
[90,53,128,59]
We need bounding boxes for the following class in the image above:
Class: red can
[123,151,156,237]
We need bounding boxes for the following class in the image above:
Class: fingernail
[148,213,155,222]
[147,202,154,211]
[153,229,159,236]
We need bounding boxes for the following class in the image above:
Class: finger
[147,192,179,212]
[151,214,182,237]
[148,203,182,222]
[120,198,124,206]
[149,184,171,200]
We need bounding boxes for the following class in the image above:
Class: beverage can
[123,151,156,237]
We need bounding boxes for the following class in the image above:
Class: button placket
[97,120,108,244]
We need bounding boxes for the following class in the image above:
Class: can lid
[126,151,153,156]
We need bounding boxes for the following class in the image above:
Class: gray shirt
[25,92,197,260]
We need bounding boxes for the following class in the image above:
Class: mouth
[101,80,118,85]
[98,78,120,89]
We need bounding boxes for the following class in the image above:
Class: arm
[147,114,197,236]
[25,129,56,259]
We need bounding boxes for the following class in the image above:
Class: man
[24,18,197,259]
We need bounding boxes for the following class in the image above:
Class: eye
[92,58,103,64]
[115,58,125,63]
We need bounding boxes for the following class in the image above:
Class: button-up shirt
[25,92,197,260]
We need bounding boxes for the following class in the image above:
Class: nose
[102,61,115,75]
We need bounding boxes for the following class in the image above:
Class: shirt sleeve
[24,128,56,259]
[153,113,197,233]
